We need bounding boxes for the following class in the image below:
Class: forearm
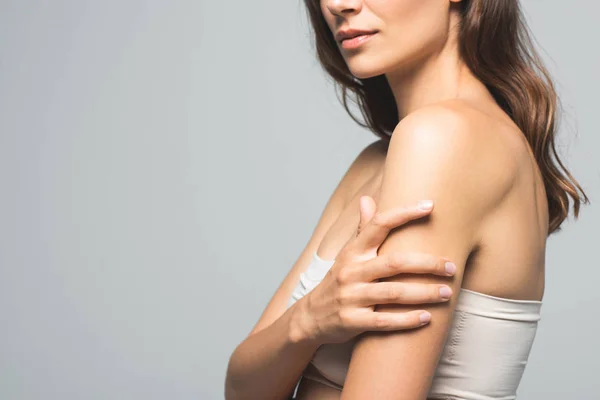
[225,299,321,400]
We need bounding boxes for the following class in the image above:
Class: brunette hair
[302,0,589,234]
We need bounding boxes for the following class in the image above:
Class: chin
[346,58,388,80]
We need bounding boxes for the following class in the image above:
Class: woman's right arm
[224,141,387,400]
[224,295,322,400]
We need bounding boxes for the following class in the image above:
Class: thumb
[357,195,376,237]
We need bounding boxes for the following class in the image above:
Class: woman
[226,0,588,399]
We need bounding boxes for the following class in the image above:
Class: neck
[385,28,487,120]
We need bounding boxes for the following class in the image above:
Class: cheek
[371,0,450,59]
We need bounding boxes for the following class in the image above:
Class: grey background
[0,1,598,399]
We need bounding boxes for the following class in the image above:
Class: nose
[323,0,362,17]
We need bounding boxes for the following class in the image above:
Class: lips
[335,28,379,44]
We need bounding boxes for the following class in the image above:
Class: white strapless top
[287,252,542,400]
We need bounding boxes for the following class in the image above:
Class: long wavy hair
[303,0,589,235]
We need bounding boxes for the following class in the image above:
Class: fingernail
[439,286,452,300]
[445,261,456,275]
[418,200,433,210]
[420,312,431,324]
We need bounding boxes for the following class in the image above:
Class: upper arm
[248,139,388,337]
[340,106,513,399]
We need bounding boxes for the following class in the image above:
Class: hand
[292,196,456,345]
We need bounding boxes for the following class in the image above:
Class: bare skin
[224,144,460,400]
[225,188,463,399]
[225,98,548,400]
[294,97,548,399]
[290,0,551,395]
[226,0,550,396]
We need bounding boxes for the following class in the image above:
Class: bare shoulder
[387,99,523,210]
[351,138,389,170]
[338,138,389,203]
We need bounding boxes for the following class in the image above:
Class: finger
[357,196,376,237]
[358,281,453,305]
[352,252,456,282]
[351,309,432,331]
[348,201,434,254]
